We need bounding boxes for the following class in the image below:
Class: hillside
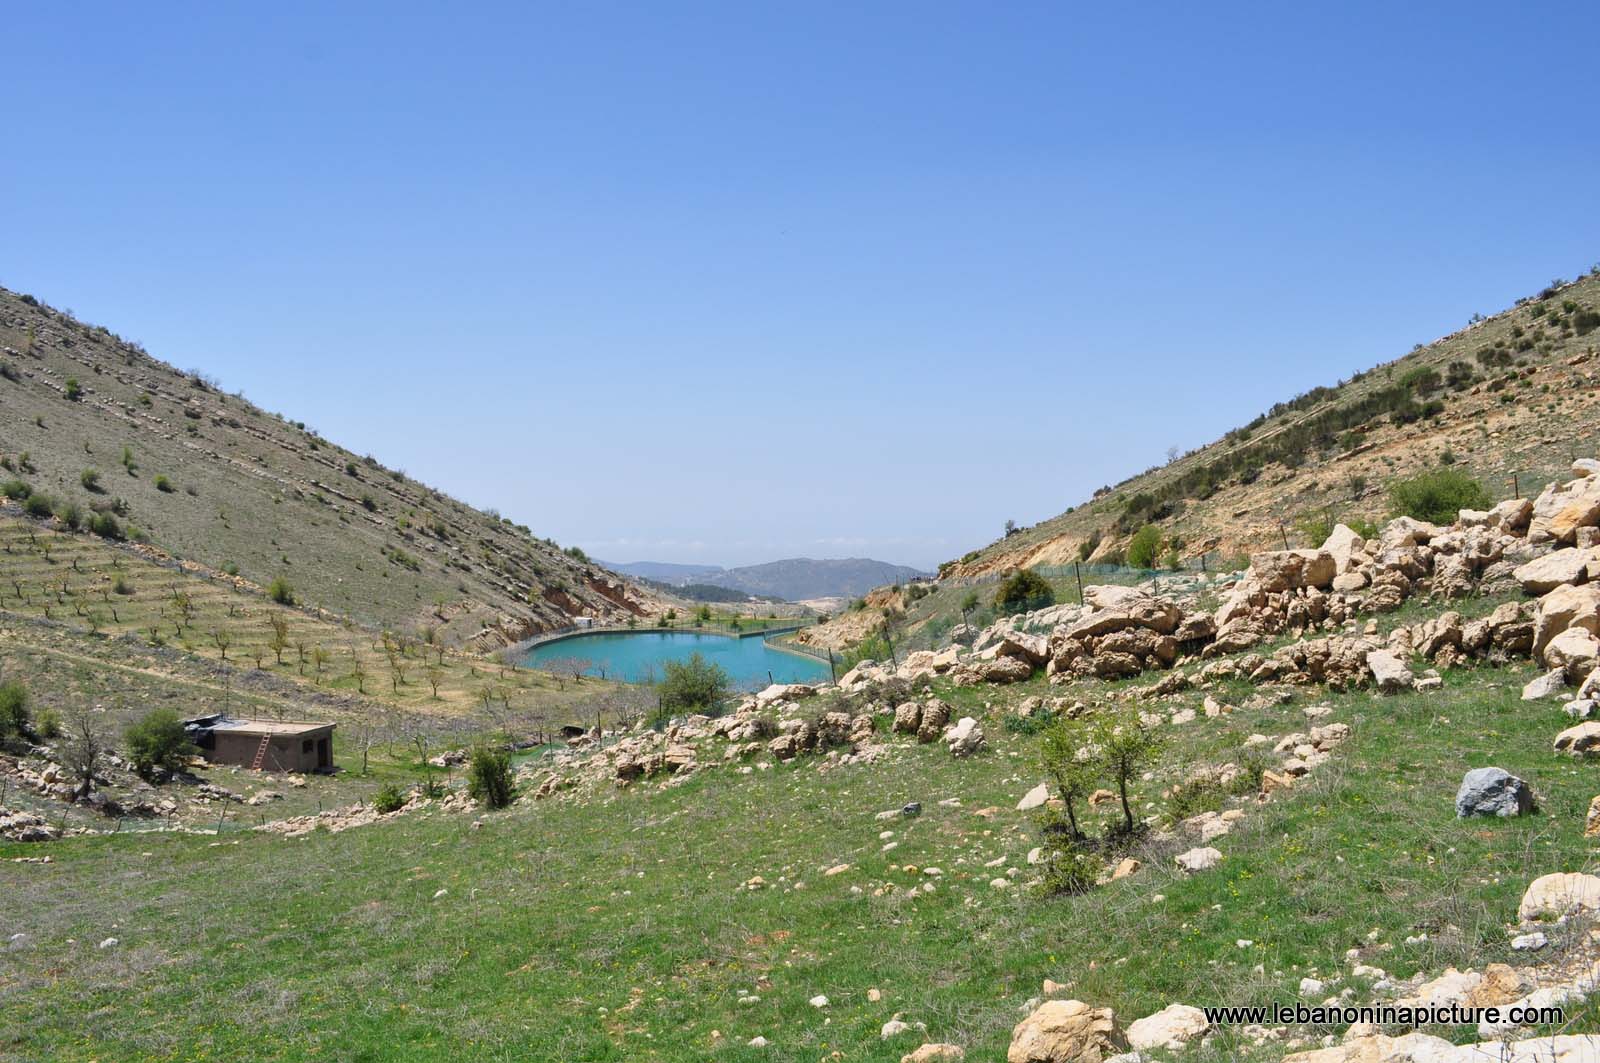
[0,287,670,649]
[946,270,1600,580]
[609,556,930,601]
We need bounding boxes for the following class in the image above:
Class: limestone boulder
[1007,1000,1125,1063]
[1125,1004,1208,1051]
[945,717,985,758]
[1321,524,1367,574]
[1553,721,1600,755]
[1534,583,1600,657]
[1515,548,1597,594]
[1366,650,1415,693]
[1518,872,1600,921]
[1545,627,1600,681]
[1250,549,1336,592]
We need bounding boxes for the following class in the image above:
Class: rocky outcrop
[1007,1000,1125,1063]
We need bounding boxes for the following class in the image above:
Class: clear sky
[6,3,1597,569]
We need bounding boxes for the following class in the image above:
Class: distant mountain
[602,560,727,584]
[607,557,930,602]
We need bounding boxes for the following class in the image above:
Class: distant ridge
[603,557,930,602]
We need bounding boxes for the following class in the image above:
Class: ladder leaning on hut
[250,734,272,771]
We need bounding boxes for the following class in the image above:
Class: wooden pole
[1073,561,1085,604]
[827,648,836,683]
[1278,521,1290,550]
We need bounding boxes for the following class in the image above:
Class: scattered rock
[1454,767,1534,818]
[1518,872,1600,921]
[1125,1004,1208,1051]
[1174,847,1222,874]
[1008,1000,1126,1063]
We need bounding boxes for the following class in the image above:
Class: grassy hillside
[947,270,1600,580]
[5,653,1596,1061]
[0,287,669,648]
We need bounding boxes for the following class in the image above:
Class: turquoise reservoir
[518,630,829,687]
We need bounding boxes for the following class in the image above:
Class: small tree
[1039,717,1095,839]
[993,568,1054,615]
[124,708,197,780]
[372,782,405,814]
[467,746,515,809]
[62,708,104,801]
[959,590,980,629]
[657,652,730,717]
[1388,468,1492,524]
[1092,709,1162,837]
[1126,525,1163,569]
[267,577,295,605]
[211,627,232,660]
[0,680,30,740]
[268,615,290,664]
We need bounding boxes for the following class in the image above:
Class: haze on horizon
[5,2,1598,570]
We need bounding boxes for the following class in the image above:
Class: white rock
[1175,847,1222,873]
[1126,1003,1209,1051]
[1017,783,1050,812]
[1511,932,1549,951]
[809,995,830,1008]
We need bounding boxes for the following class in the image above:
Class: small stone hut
[184,715,336,773]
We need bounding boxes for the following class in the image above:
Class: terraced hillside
[0,287,670,647]
[946,271,1600,579]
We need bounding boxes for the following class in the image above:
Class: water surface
[518,630,829,687]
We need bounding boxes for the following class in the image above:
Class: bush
[1388,468,1492,524]
[1035,820,1101,897]
[0,478,30,500]
[657,652,731,715]
[55,501,83,530]
[372,782,406,814]
[89,512,123,539]
[64,377,82,400]
[0,681,30,739]
[1126,525,1163,569]
[837,632,893,672]
[33,707,60,741]
[154,474,174,493]
[23,493,55,519]
[467,746,515,809]
[267,577,295,605]
[80,468,101,491]
[1294,510,1334,547]
[994,569,1055,615]
[124,708,197,780]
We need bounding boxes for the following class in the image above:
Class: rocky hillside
[947,270,1600,579]
[0,287,670,647]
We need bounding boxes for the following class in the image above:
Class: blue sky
[5,2,1597,569]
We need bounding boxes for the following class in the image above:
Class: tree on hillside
[1093,709,1162,837]
[993,569,1054,615]
[1388,468,1492,524]
[62,707,105,802]
[1039,717,1094,839]
[657,652,730,720]
[1127,525,1163,569]
[124,708,197,781]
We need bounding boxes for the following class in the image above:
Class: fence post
[1511,473,1520,499]
[1277,521,1290,550]
[827,648,836,682]
[1073,561,1084,604]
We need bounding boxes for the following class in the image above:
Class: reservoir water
[518,630,829,687]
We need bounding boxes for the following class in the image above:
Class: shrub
[64,377,82,400]
[372,782,406,814]
[267,577,295,605]
[1035,820,1101,897]
[1093,708,1162,837]
[1040,717,1094,838]
[0,681,30,739]
[154,474,173,493]
[89,512,123,539]
[467,746,515,809]
[80,468,101,491]
[360,493,377,511]
[33,707,60,741]
[838,632,893,672]
[657,652,731,715]
[55,501,83,530]
[0,478,30,500]
[1126,525,1163,569]
[23,493,56,519]
[1294,510,1334,547]
[124,708,197,780]
[1388,468,1492,524]
[994,569,1054,615]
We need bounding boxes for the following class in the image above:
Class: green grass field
[5,656,1598,1061]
